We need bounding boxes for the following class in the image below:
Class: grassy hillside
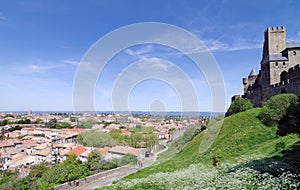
[101,108,300,189]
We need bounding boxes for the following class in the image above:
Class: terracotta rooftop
[10,139,22,144]
[60,133,78,139]
[60,149,70,156]
[99,147,111,156]
[0,141,15,148]
[12,153,33,166]
[34,143,50,150]
[35,148,51,157]
[4,148,18,155]
[22,140,37,147]
[109,146,142,157]
[65,145,87,156]
[80,150,90,157]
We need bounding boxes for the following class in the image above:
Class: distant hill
[100,108,300,189]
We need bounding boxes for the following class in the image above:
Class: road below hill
[75,145,168,190]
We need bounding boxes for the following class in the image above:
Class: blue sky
[1,0,300,112]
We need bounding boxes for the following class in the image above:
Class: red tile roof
[22,140,37,147]
[65,145,87,156]
[99,147,111,156]
[0,141,15,148]
[109,146,142,157]
[35,148,51,157]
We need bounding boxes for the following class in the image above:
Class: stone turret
[243,68,258,93]
[249,68,257,76]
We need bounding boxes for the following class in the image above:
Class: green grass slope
[100,108,300,189]
[123,108,299,180]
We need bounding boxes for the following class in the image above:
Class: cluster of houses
[0,112,205,173]
[0,127,81,171]
[0,127,145,172]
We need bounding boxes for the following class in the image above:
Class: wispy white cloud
[124,29,259,60]
[137,57,173,72]
[124,45,153,56]
[188,21,263,52]
[27,64,64,73]
[203,38,261,52]
[63,59,80,66]
[124,44,185,63]
[11,60,65,74]
[0,12,7,23]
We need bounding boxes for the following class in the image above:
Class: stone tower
[262,26,286,57]
[261,26,288,87]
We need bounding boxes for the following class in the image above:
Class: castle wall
[287,49,300,66]
[268,49,300,85]
[261,63,270,87]
[288,65,300,79]
[269,61,289,85]
[263,78,300,103]
[244,87,262,107]
[244,64,300,107]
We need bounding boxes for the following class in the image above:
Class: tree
[87,151,102,172]
[34,118,43,124]
[77,130,116,147]
[24,119,31,124]
[17,119,31,124]
[4,114,14,118]
[225,98,253,116]
[0,119,8,126]
[45,118,57,128]
[78,118,97,128]
[37,154,90,188]
[110,154,138,166]
[30,162,49,178]
[70,117,77,122]
[56,122,72,129]
[258,93,299,126]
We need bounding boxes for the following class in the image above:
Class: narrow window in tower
[275,62,278,66]
[283,62,286,66]
[293,51,297,55]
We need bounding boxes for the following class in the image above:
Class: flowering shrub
[108,164,299,190]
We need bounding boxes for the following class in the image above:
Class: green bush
[225,98,253,116]
[258,93,299,126]
[37,154,90,189]
[275,141,286,151]
[87,151,102,172]
[0,171,16,185]
[77,130,116,148]
[110,154,138,167]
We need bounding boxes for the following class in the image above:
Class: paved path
[76,145,168,190]
[77,165,139,190]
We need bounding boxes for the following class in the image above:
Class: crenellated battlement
[267,26,285,32]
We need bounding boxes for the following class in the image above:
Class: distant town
[0,111,207,176]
